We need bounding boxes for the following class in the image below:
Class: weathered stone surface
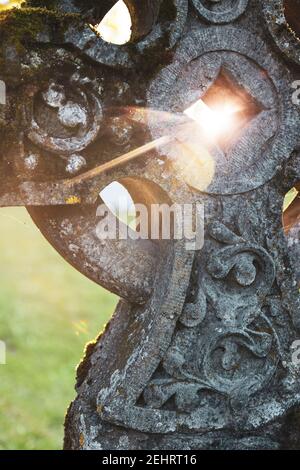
[0,0,299,450]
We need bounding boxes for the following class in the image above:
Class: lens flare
[184,99,240,141]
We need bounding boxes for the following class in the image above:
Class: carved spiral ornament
[25,79,103,156]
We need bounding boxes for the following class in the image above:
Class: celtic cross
[0,0,299,450]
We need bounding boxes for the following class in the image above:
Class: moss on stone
[0,7,80,55]
[25,0,60,9]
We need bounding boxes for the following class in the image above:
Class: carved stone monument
[0,0,299,450]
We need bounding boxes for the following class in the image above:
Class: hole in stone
[283,185,300,234]
[100,181,137,231]
[93,0,132,45]
[282,184,299,286]
[284,0,300,39]
[100,178,173,241]
[184,69,262,149]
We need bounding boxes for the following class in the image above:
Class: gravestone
[0,0,299,450]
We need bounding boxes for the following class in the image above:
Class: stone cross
[0,0,299,450]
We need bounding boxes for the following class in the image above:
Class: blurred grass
[0,208,118,450]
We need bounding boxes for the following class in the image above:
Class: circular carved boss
[25,79,102,157]
[191,0,249,24]
[148,27,299,195]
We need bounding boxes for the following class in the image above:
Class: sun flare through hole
[94,0,132,45]
[184,70,262,148]
[184,99,239,142]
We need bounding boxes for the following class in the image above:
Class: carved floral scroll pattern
[142,222,280,413]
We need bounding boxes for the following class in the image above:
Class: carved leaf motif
[221,338,240,371]
[229,375,266,412]
[208,222,243,245]
[143,378,210,412]
[142,224,279,414]
[206,244,276,296]
[233,253,257,286]
[237,201,263,243]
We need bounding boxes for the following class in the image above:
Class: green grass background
[0,208,118,450]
